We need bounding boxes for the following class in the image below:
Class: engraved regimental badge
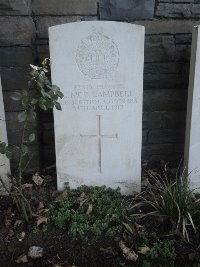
[76,31,119,79]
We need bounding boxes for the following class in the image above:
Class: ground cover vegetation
[0,165,200,266]
[0,61,200,266]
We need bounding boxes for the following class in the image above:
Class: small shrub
[0,59,63,222]
[130,169,200,242]
[48,185,127,239]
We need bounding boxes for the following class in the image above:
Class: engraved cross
[80,115,118,173]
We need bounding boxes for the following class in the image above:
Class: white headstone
[0,76,10,194]
[49,21,144,195]
[184,25,200,190]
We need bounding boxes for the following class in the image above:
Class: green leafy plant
[0,58,63,222]
[147,240,176,263]
[48,185,127,239]
[130,169,200,242]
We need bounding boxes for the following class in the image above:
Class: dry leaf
[36,216,48,226]
[119,240,138,262]
[138,245,150,255]
[45,175,53,182]
[15,254,28,264]
[86,204,93,215]
[32,173,44,186]
[135,223,143,230]
[18,231,26,241]
[14,220,23,227]
[38,208,49,214]
[37,202,45,213]
[22,183,33,189]
[61,190,68,200]
[78,192,86,206]
[20,231,26,239]
[37,202,48,214]
[51,190,62,199]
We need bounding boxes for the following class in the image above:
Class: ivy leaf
[5,150,12,159]
[45,100,54,109]
[52,85,64,98]
[10,92,21,101]
[21,144,29,156]
[31,98,38,105]
[18,112,27,123]
[29,133,35,142]
[30,64,41,71]
[57,90,64,99]
[0,142,6,154]
[21,89,28,97]
[6,144,14,155]
[55,102,62,111]
[27,110,36,122]
[39,103,47,111]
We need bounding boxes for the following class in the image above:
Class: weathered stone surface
[7,126,38,146]
[175,144,184,153]
[175,34,192,44]
[142,129,149,145]
[143,112,162,129]
[143,152,183,164]
[0,68,29,91]
[143,111,186,129]
[41,122,54,145]
[145,35,175,63]
[144,62,183,75]
[40,145,56,169]
[36,16,97,39]
[144,62,189,90]
[3,91,22,112]
[142,144,174,158]
[175,44,191,62]
[156,3,200,18]
[143,89,187,111]
[10,144,40,172]
[184,26,200,190]
[32,0,97,15]
[158,0,200,3]
[0,16,35,46]
[142,142,183,164]
[5,112,38,152]
[0,0,31,15]
[144,73,188,90]
[0,47,33,67]
[37,46,50,63]
[148,129,185,144]
[6,112,37,133]
[49,21,144,194]
[99,0,155,20]
[135,20,200,34]
[160,111,186,128]
[0,76,11,194]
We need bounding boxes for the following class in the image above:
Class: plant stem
[18,119,28,188]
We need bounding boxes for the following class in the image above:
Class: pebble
[28,246,43,259]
